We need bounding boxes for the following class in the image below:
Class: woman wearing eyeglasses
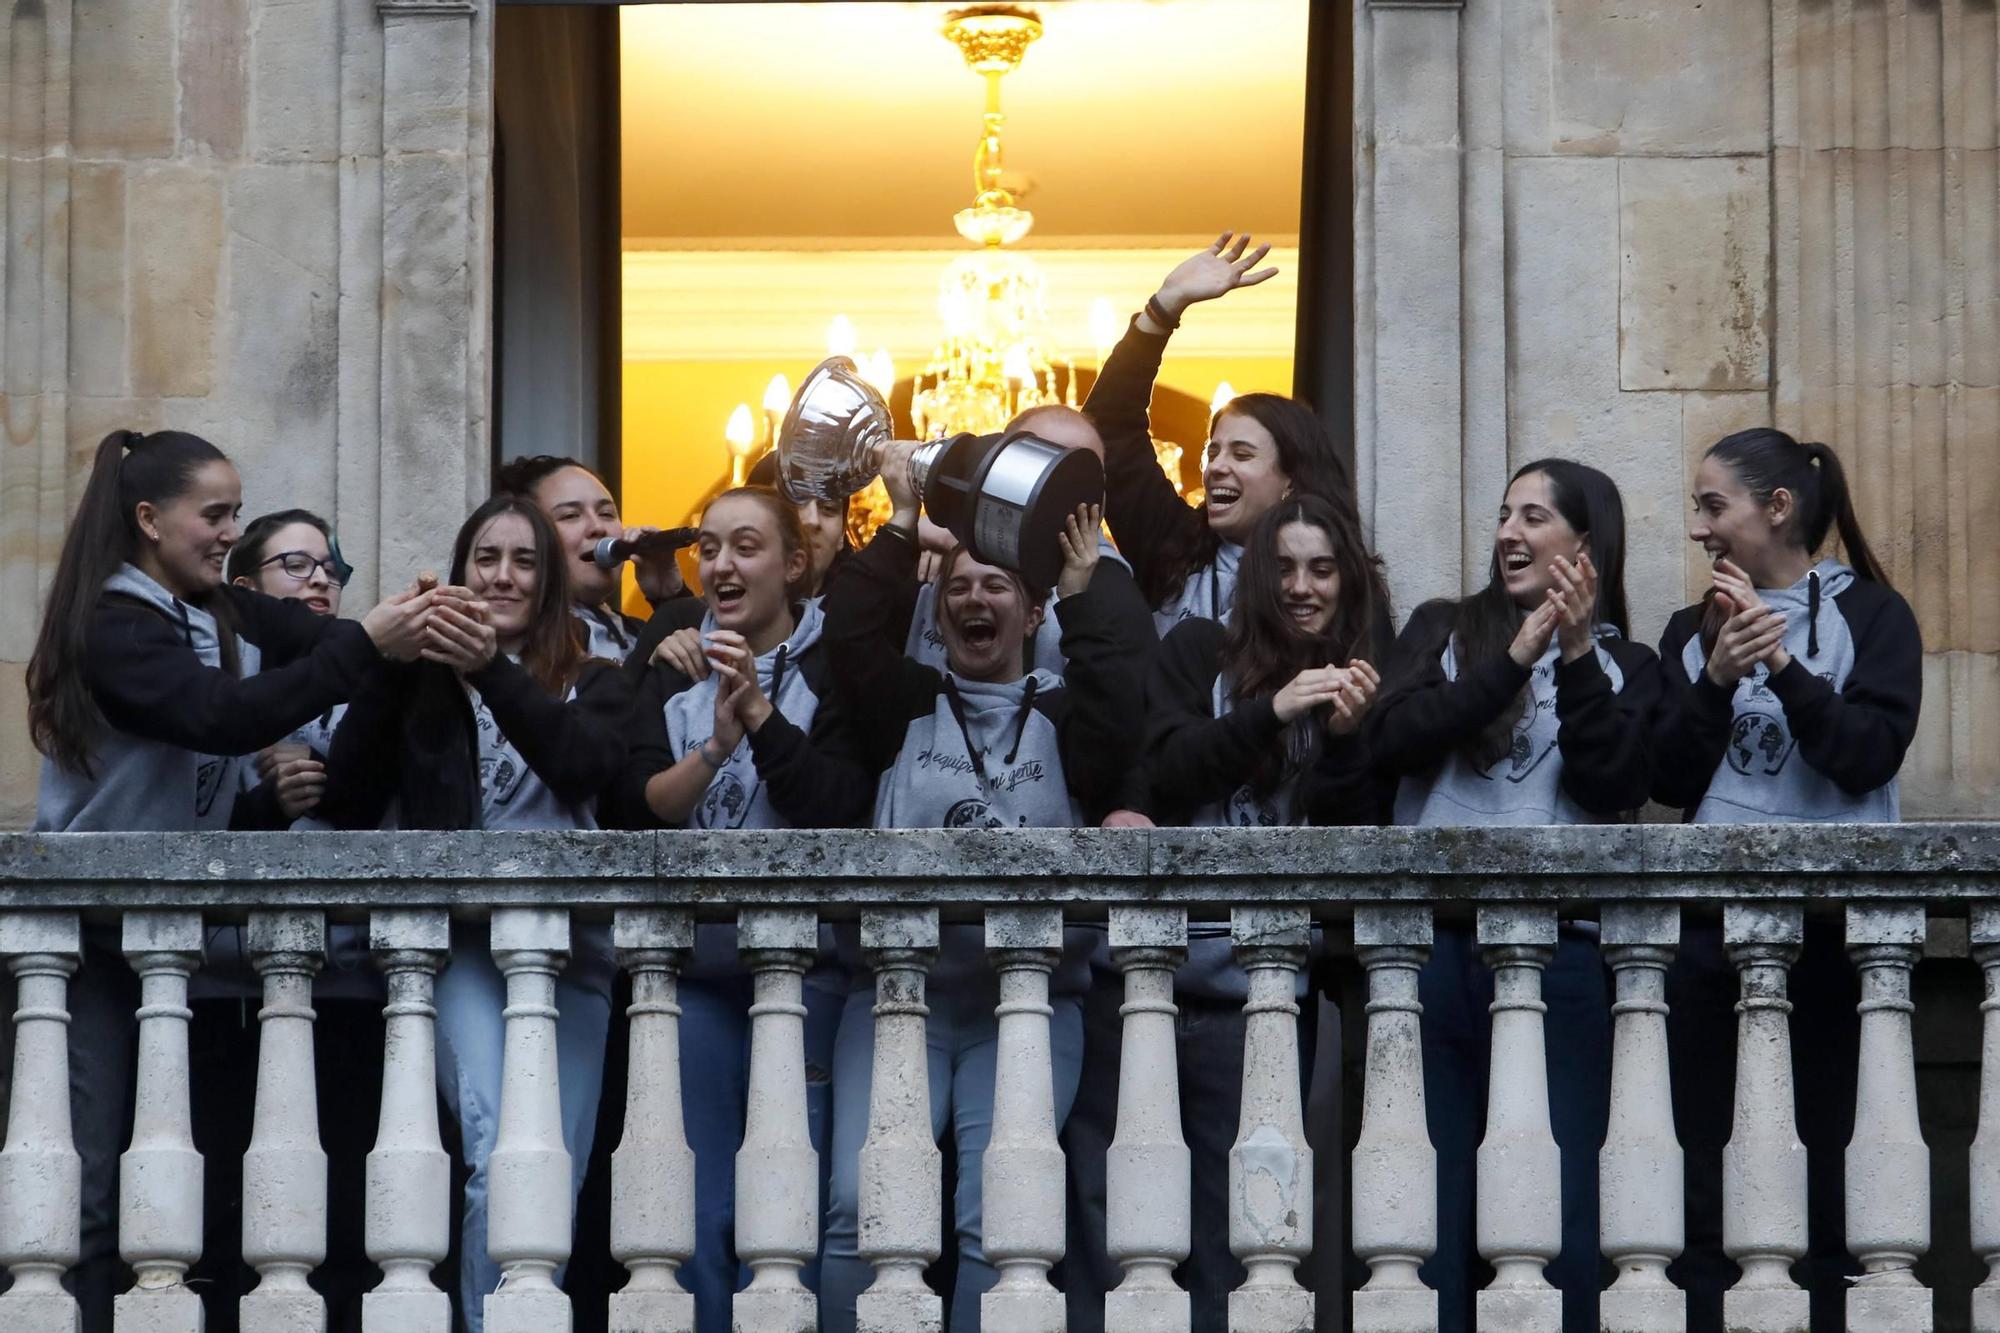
[226,509,356,827]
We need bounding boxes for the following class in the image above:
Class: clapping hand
[1507,599,1562,668]
[1548,551,1598,663]
[1705,558,1789,685]
[707,630,773,744]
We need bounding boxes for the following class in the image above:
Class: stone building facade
[0,0,1993,824]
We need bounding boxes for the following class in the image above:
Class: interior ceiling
[619,0,1309,246]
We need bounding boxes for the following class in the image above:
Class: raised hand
[1549,551,1598,663]
[871,439,924,532]
[1507,599,1562,668]
[1056,503,1102,599]
[1144,232,1280,330]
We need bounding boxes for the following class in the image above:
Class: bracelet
[1143,294,1181,330]
[696,741,728,770]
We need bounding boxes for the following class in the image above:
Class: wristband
[1143,294,1181,331]
[697,741,729,770]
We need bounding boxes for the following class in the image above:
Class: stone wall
[1354,0,1998,819]
[0,0,493,827]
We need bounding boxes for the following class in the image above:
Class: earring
[145,529,160,543]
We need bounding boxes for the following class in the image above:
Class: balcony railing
[0,824,1994,1331]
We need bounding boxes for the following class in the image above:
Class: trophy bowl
[773,356,896,505]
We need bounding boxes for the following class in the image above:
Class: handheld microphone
[592,526,699,569]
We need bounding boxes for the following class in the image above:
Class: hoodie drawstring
[768,644,790,702]
[1004,676,1038,765]
[1806,569,1821,660]
[944,675,1041,788]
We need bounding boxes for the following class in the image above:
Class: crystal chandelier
[909,5,1074,441]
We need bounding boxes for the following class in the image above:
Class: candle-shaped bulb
[864,349,896,398]
[1002,343,1032,384]
[826,314,858,359]
[762,373,792,417]
[1089,297,1121,358]
[1210,381,1237,416]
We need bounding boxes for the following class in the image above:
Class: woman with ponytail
[1657,429,1922,1330]
[26,430,431,1327]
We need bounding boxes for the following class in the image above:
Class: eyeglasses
[258,550,355,587]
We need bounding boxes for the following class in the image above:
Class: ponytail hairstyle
[227,508,344,585]
[1222,493,1388,798]
[1704,429,1886,581]
[447,495,584,696]
[28,430,234,775]
[1143,393,1358,612]
[706,485,812,603]
[1436,458,1630,770]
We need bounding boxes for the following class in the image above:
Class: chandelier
[909,5,1074,440]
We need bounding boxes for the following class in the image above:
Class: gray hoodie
[1152,540,1241,638]
[35,565,265,832]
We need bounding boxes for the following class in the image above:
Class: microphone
[592,526,699,569]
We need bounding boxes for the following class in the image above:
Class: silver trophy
[774,356,1103,590]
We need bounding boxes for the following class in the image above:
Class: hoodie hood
[664,601,829,829]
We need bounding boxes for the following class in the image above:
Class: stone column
[1350,904,1436,1333]
[1722,904,1809,1333]
[981,905,1067,1332]
[1598,903,1685,1333]
[1228,906,1313,1333]
[242,911,329,1333]
[609,908,697,1333]
[1475,906,1562,1333]
[374,0,494,580]
[1104,906,1191,1333]
[1356,0,1465,598]
[734,908,819,1333]
[857,907,942,1333]
[1844,903,1932,1332]
[116,911,207,1333]
[1972,905,2000,1333]
[365,909,453,1333]
[0,912,83,1333]
[485,907,574,1333]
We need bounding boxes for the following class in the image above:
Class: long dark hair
[1440,458,1630,769]
[1143,393,1356,611]
[1705,429,1885,581]
[448,495,584,696]
[1222,494,1388,796]
[227,508,338,584]
[28,429,234,775]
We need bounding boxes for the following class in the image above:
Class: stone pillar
[1475,905,1561,1333]
[981,905,1067,1332]
[734,908,819,1333]
[1104,906,1191,1333]
[0,912,83,1333]
[242,911,329,1333]
[1228,906,1312,1333]
[116,911,207,1333]
[1598,903,1685,1333]
[365,909,453,1333]
[374,0,495,583]
[1350,904,1436,1333]
[609,908,697,1333]
[1972,905,2000,1333]
[1356,0,1465,599]
[1722,904,1809,1333]
[1844,903,1932,1332]
[485,907,574,1333]
[856,907,942,1333]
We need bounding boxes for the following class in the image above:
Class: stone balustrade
[0,823,1994,1331]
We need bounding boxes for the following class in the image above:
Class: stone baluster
[0,911,82,1332]
[364,908,453,1333]
[1971,905,2000,1333]
[1228,906,1313,1333]
[609,908,697,1333]
[1844,903,1932,1332]
[1476,904,1561,1332]
[982,905,1068,1331]
[486,907,575,1333]
[1721,904,1808,1333]
[1104,906,1191,1332]
[734,908,820,1332]
[857,907,943,1333]
[1599,902,1685,1332]
[1350,904,1436,1333]
[116,911,207,1333]
[242,910,328,1333]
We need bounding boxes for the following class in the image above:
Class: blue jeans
[821,976,1086,1333]
[433,923,614,1333]
[676,973,843,1332]
[1419,927,1611,1333]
